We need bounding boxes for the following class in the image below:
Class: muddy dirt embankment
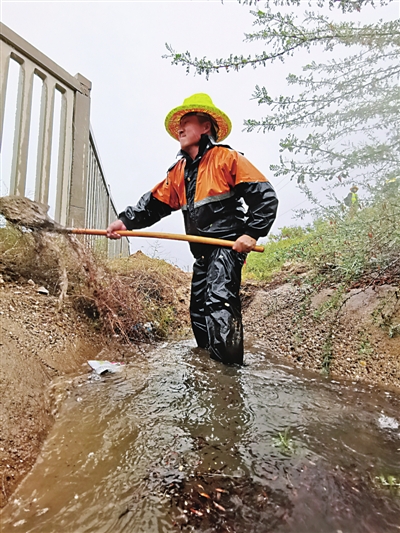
[0,277,104,507]
[242,280,400,389]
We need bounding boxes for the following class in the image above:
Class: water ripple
[1,340,399,532]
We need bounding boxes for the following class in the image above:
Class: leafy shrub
[246,187,400,286]
[245,225,310,280]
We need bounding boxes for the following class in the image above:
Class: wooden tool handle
[71,228,265,253]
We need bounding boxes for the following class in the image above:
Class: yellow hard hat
[165,93,232,142]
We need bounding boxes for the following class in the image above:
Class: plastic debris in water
[378,414,399,430]
[87,360,125,375]
[37,286,49,295]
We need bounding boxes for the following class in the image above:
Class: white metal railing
[0,22,128,257]
[86,130,129,258]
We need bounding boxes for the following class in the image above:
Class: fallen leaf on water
[213,501,226,512]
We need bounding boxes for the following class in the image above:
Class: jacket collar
[178,134,215,164]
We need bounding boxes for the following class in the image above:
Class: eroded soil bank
[0,278,103,507]
[1,269,399,509]
[242,279,400,390]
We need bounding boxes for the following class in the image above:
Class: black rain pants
[190,247,246,365]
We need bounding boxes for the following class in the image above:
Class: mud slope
[0,278,103,508]
[242,281,400,390]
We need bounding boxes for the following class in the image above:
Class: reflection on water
[1,340,400,533]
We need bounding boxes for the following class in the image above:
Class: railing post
[35,75,55,205]
[55,88,74,226]
[0,41,11,150]
[10,57,35,196]
[67,73,91,228]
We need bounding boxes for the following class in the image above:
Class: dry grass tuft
[0,226,190,342]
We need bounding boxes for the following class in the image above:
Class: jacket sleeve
[235,181,278,240]
[233,153,278,240]
[119,163,183,230]
[118,191,173,230]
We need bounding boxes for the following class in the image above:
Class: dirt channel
[1,269,399,509]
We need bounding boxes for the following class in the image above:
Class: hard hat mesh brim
[165,104,231,142]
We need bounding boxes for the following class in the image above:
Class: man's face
[178,114,209,152]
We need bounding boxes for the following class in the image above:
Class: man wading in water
[107,93,278,365]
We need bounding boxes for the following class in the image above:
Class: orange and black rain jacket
[119,135,278,258]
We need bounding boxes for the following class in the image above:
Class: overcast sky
[1,0,398,269]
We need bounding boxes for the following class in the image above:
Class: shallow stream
[2,340,400,533]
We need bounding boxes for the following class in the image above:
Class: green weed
[244,225,311,281]
[372,291,400,337]
[358,332,373,357]
[321,335,333,374]
[375,474,400,495]
[389,324,400,338]
[272,428,296,455]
